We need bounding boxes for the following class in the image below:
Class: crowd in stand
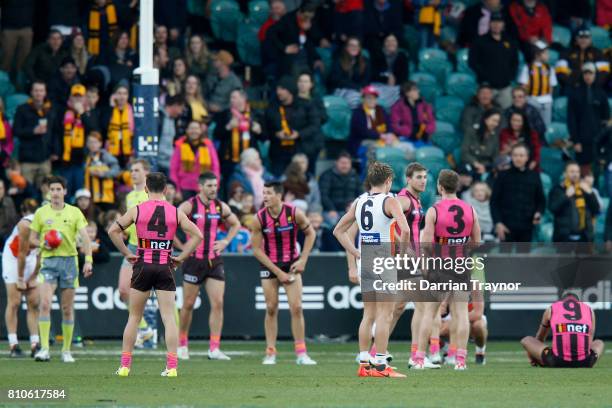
[1,0,612,258]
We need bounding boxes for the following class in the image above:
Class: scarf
[244,166,265,209]
[88,2,119,55]
[230,105,251,162]
[564,178,586,230]
[0,112,5,141]
[107,105,134,157]
[62,109,85,162]
[297,15,306,46]
[414,103,428,140]
[179,139,211,173]
[363,104,387,133]
[279,106,295,146]
[419,6,442,36]
[28,98,52,117]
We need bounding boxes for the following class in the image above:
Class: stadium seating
[409,72,440,102]
[545,121,569,145]
[0,70,15,99]
[435,121,455,133]
[432,130,462,156]
[402,25,420,64]
[540,172,552,196]
[237,21,262,66]
[415,145,445,161]
[418,156,448,178]
[434,95,465,127]
[552,25,571,48]
[418,48,452,86]
[248,0,269,26]
[540,147,566,183]
[420,171,438,209]
[322,95,352,140]
[210,0,242,42]
[590,26,611,50]
[5,93,28,121]
[375,146,407,191]
[445,72,477,104]
[548,49,560,67]
[456,48,474,75]
[552,96,568,123]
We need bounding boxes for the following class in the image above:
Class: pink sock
[209,334,220,351]
[415,351,426,364]
[369,344,377,357]
[447,345,457,358]
[121,351,132,368]
[294,340,307,357]
[411,343,417,360]
[429,337,440,355]
[179,332,188,348]
[456,348,467,365]
[166,352,178,369]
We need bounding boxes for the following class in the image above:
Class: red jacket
[597,0,612,26]
[335,0,364,13]
[499,127,541,169]
[509,1,552,43]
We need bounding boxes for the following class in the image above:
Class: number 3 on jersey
[147,206,168,237]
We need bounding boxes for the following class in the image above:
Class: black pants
[501,228,533,253]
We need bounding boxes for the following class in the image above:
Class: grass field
[0,340,610,407]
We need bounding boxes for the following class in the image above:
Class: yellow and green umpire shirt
[30,203,88,258]
[125,189,148,246]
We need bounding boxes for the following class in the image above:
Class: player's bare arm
[470,208,482,244]
[345,223,359,284]
[397,195,412,213]
[251,217,292,283]
[420,207,437,246]
[16,219,31,290]
[535,307,552,341]
[290,208,315,274]
[590,310,596,342]
[386,196,411,254]
[469,297,485,323]
[108,206,138,262]
[172,211,204,265]
[174,200,194,252]
[78,226,94,278]
[333,203,360,259]
[214,202,240,254]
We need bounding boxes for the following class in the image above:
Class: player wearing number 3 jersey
[108,173,203,378]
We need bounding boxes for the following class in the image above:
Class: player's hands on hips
[290,258,306,274]
[348,267,359,285]
[213,239,229,254]
[83,262,93,278]
[125,252,138,264]
[170,256,184,270]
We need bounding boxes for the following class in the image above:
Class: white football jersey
[354,192,395,244]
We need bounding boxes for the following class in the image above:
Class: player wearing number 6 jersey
[418,170,481,371]
[334,162,411,378]
[109,173,203,378]
[520,292,604,368]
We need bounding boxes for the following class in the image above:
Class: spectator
[462,181,494,240]
[461,83,499,136]
[549,0,591,32]
[158,94,187,174]
[461,108,502,175]
[228,182,246,213]
[48,0,85,35]
[74,188,99,222]
[328,37,372,103]
[597,0,612,27]
[458,0,514,48]
[185,34,212,80]
[333,0,364,43]
[290,153,322,212]
[54,84,100,197]
[215,89,262,184]
[84,131,120,210]
[87,0,120,57]
[260,0,289,78]
[264,77,319,176]
[371,34,409,86]
[48,57,81,106]
[567,63,610,176]
[491,143,545,243]
[184,75,209,123]
[283,161,310,212]
[265,2,323,77]
[228,148,274,209]
[153,40,171,77]
[503,86,547,145]
[69,32,90,77]
[86,85,103,131]
[0,98,15,184]
[509,0,552,48]
[549,161,600,242]
[164,180,182,206]
[154,24,181,61]
[306,211,324,252]
[318,151,362,226]
[13,81,55,189]
[296,72,328,170]
[154,0,187,43]
[499,111,541,170]
[5,160,31,208]
[391,81,436,145]
[413,0,448,48]
[205,50,242,113]
[517,41,557,126]
[23,30,67,84]
[259,0,288,42]
[0,0,35,76]
[102,83,134,167]
[556,28,609,91]
[170,121,220,200]
[363,0,404,54]
[78,220,110,264]
[164,57,189,97]
[99,209,120,252]
[0,179,18,247]
[469,12,519,109]
[108,30,137,86]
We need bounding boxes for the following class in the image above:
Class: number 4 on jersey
[147,206,168,237]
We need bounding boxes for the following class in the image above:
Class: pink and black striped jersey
[257,203,300,264]
[550,297,593,362]
[397,188,424,249]
[187,196,224,260]
[135,200,178,265]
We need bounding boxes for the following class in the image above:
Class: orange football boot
[357,363,370,377]
[369,364,407,378]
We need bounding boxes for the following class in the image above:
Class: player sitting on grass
[521,292,604,368]
[109,172,203,377]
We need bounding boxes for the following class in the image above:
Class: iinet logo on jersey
[556,323,590,334]
[255,286,364,310]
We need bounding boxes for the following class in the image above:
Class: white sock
[30,335,40,344]
[374,353,387,365]
[476,345,486,354]
[358,351,370,362]
[8,333,18,346]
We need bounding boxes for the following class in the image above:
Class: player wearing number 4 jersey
[177,172,241,361]
[334,162,411,378]
[418,170,481,371]
[109,173,203,378]
[521,292,605,368]
[251,181,317,365]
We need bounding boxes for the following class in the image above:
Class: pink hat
[361,85,379,97]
